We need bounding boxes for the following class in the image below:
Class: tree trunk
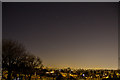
[7,56,12,80]
[28,74,32,80]
[19,72,21,80]
[25,74,27,80]
[7,68,12,80]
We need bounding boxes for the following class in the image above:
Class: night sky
[3,2,118,69]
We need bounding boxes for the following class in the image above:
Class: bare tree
[2,39,26,80]
[2,39,43,80]
[17,53,43,80]
[26,54,42,80]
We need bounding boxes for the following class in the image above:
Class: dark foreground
[2,68,120,80]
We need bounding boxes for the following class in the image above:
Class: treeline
[2,39,43,80]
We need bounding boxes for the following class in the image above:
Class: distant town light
[83,74,85,76]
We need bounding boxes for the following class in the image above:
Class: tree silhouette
[2,39,26,80]
[2,39,43,80]
[25,54,42,80]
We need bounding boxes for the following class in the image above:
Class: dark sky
[3,2,118,69]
